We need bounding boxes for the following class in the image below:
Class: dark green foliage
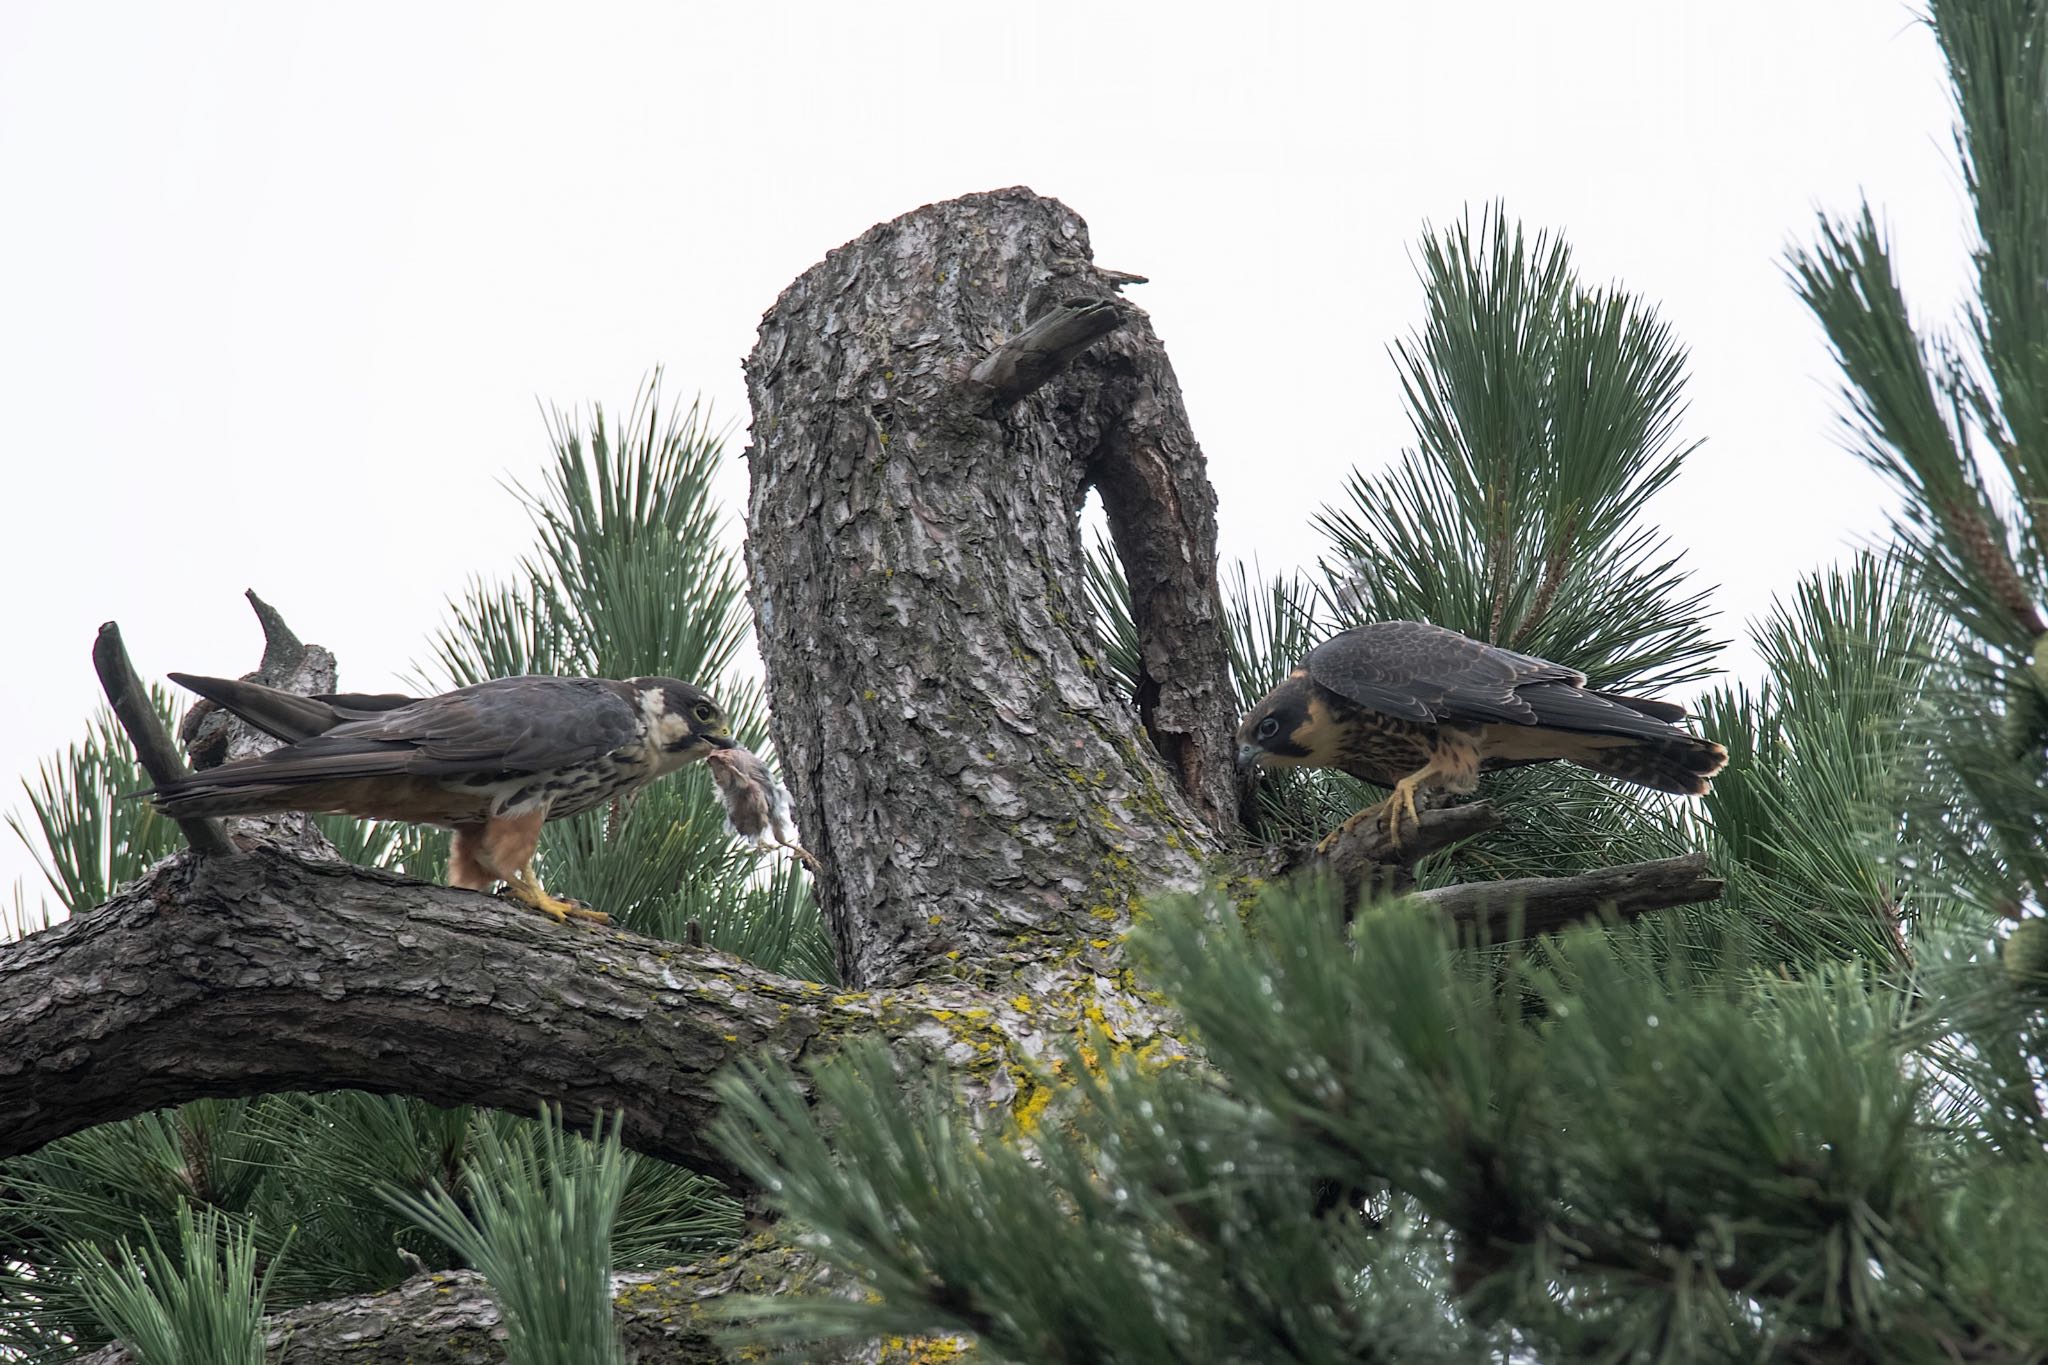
[7,690,186,917]
[717,881,2048,1362]
[428,381,751,688]
[65,1204,275,1365]
[0,1094,742,1361]
[1316,206,1719,694]
[0,1102,277,1357]
[1788,0,2048,671]
[386,1109,638,1365]
[1789,0,2048,916]
[713,1031,1479,1364]
[1689,553,1957,969]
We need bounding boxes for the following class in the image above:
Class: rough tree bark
[742,187,1239,988]
[0,189,1723,1364]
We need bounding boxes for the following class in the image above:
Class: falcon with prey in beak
[144,673,735,924]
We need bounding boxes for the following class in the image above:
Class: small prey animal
[704,743,819,871]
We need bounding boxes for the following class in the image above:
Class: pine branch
[1311,800,1504,896]
[1318,205,1720,694]
[67,1203,274,1365]
[1410,851,1723,937]
[72,1240,856,1365]
[385,1111,632,1365]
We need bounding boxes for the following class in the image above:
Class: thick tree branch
[1304,805,1721,936]
[1412,851,1724,937]
[0,850,840,1185]
[0,846,1182,1179]
[1310,801,1505,896]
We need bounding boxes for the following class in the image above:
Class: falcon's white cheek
[637,689,706,765]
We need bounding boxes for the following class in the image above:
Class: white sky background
[0,2,1973,902]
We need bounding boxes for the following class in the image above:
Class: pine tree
[705,3,2048,1360]
[6,4,2048,1362]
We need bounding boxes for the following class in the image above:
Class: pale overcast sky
[0,2,1972,903]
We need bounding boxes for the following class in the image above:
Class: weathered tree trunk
[742,187,1237,988]
[0,189,1723,1365]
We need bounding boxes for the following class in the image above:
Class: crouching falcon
[1236,620,1726,852]
[144,673,735,924]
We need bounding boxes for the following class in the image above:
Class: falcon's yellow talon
[1383,777,1425,848]
[500,868,610,926]
[1315,774,1431,858]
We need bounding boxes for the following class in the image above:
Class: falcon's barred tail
[1576,733,1729,797]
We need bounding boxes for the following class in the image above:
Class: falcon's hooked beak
[1233,675,1320,769]
[706,733,739,750]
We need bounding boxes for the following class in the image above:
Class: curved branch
[0,846,1185,1177]
[0,850,843,1185]
[89,623,232,858]
[1413,851,1724,938]
[1311,800,1505,895]
[1079,302,1244,836]
[1303,806,1722,937]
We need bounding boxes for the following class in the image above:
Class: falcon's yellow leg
[500,863,610,925]
[1315,760,1449,856]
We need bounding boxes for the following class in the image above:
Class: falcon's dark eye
[692,702,717,724]
[1255,717,1280,742]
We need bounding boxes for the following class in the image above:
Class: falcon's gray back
[1305,620,1585,727]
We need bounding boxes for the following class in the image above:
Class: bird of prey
[1236,620,1725,852]
[145,673,734,923]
